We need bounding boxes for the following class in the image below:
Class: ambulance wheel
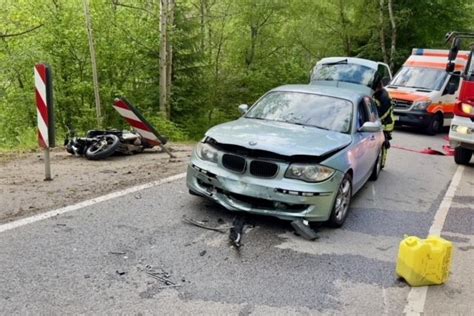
[454,147,472,165]
[425,114,442,135]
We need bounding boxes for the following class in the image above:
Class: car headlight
[285,163,335,182]
[412,101,431,111]
[195,142,218,163]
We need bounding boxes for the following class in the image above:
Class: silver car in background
[187,84,384,227]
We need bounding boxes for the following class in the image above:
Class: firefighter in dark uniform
[373,75,394,168]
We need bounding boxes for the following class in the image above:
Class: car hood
[205,118,352,157]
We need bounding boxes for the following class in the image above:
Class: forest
[0,0,472,150]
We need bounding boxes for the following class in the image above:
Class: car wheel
[328,173,352,228]
[454,147,472,165]
[425,114,442,135]
[370,148,383,181]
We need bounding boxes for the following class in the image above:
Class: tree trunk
[159,0,168,118]
[379,0,388,64]
[387,0,397,71]
[83,0,103,127]
[166,0,175,119]
[246,24,258,68]
[199,0,206,52]
[338,0,351,56]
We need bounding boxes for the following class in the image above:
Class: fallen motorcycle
[65,128,154,160]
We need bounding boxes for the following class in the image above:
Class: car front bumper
[449,116,474,150]
[186,157,343,222]
[394,110,433,127]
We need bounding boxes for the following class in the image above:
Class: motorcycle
[65,127,154,160]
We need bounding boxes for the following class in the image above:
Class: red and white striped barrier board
[112,98,167,146]
[34,64,55,148]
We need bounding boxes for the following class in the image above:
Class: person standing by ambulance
[373,75,395,168]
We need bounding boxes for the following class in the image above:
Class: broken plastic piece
[229,217,246,248]
[182,216,229,233]
[291,220,319,241]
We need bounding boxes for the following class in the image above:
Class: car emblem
[249,141,257,146]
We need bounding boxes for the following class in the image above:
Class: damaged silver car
[187,84,384,227]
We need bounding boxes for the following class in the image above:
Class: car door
[351,97,378,189]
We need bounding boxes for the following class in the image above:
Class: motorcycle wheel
[85,134,120,160]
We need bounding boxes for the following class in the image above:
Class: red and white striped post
[113,98,174,158]
[34,64,55,181]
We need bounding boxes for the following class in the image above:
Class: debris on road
[115,270,127,276]
[396,235,453,286]
[182,215,229,233]
[229,216,246,249]
[110,251,127,255]
[199,250,207,256]
[291,220,319,241]
[143,265,181,288]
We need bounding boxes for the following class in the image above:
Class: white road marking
[0,172,186,234]
[403,165,465,315]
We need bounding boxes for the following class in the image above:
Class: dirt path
[0,144,193,224]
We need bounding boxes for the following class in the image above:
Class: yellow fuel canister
[396,235,453,287]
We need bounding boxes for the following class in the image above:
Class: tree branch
[112,0,156,16]
[0,24,43,39]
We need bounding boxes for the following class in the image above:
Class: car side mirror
[238,104,248,114]
[382,77,391,86]
[446,62,455,72]
[359,121,382,133]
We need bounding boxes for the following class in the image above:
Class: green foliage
[1,0,473,150]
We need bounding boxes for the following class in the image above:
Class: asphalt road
[1,129,473,315]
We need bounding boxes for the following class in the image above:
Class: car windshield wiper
[310,125,330,131]
[281,120,331,131]
[403,85,432,90]
[323,59,348,66]
[245,116,266,120]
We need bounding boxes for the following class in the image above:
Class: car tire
[369,148,383,181]
[327,173,352,228]
[425,114,442,135]
[454,147,472,165]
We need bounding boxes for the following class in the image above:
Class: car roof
[270,84,364,102]
[316,57,380,70]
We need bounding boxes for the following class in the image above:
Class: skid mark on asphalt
[276,229,400,262]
